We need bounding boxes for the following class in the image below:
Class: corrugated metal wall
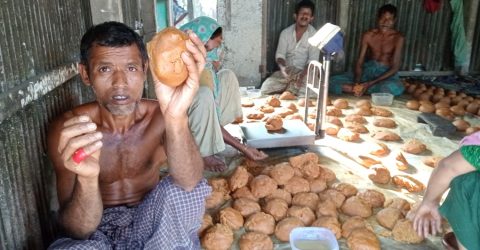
[265,0,338,75]
[0,0,93,249]
[343,0,454,72]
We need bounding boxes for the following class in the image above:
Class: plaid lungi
[49,176,211,250]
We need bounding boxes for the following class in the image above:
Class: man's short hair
[378,4,397,19]
[80,21,148,67]
[295,0,315,15]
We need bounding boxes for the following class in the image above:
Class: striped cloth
[49,176,211,250]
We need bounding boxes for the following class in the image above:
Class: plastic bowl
[247,89,262,98]
[290,227,339,250]
[371,92,394,106]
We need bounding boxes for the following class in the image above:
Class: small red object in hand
[72,148,88,164]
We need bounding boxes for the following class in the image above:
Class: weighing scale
[240,23,343,149]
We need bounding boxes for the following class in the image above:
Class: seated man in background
[330,4,405,97]
[47,22,209,248]
[181,16,268,172]
[260,0,319,97]
[410,131,480,250]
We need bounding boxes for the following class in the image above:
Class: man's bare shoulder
[50,102,99,127]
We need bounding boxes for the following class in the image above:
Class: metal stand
[303,54,333,139]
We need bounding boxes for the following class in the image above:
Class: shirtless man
[47,22,210,249]
[330,4,405,97]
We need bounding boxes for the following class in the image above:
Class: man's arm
[354,33,369,83]
[154,31,206,191]
[47,115,104,239]
[412,150,476,237]
[220,127,268,161]
[276,29,289,76]
[365,35,404,87]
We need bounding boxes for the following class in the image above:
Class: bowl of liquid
[290,227,339,250]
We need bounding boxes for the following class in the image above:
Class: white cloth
[216,69,243,126]
[188,86,225,157]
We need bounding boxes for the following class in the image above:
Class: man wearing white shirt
[261,0,319,97]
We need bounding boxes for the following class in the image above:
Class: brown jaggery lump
[337,128,360,142]
[265,115,283,131]
[246,112,264,120]
[385,198,411,215]
[263,198,288,221]
[259,105,275,113]
[274,217,305,242]
[147,27,188,87]
[346,123,369,134]
[250,175,277,198]
[228,166,250,191]
[201,223,234,250]
[373,118,397,128]
[241,100,255,107]
[356,100,372,109]
[371,107,393,117]
[315,198,338,218]
[283,176,310,194]
[219,207,244,231]
[342,216,369,238]
[238,232,273,250]
[265,188,292,204]
[392,175,425,193]
[287,205,316,226]
[289,152,319,168]
[357,155,381,168]
[402,139,427,154]
[285,113,303,120]
[265,96,281,107]
[328,116,344,127]
[355,107,373,116]
[357,189,385,208]
[341,196,372,218]
[232,186,258,202]
[326,107,343,116]
[311,216,342,239]
[279,91,296,100]
[317,165,337,183]
[292,192,320,211]
[423,156,443,168]
[244,212,276,235]
[368,165,391,184]
[369,142,390,157]
[309,177,327,193]
[199,214,213,236]
[376,207,404,230]
[297,98,314,107]
[371,130,401,141]
[395,152,409,170]
[205,191,226,209]
[333,183,358,197]
[276,108,294,118]
[345,114,367,124]
[209,178,230,198]
[333,98,349,109]
[232,198,261,217]
[268,162,294,185]
[347,228,381,250]
[287,102,298,112]
[319,189,346,208]
[392,219,424,244]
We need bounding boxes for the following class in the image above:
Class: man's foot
[203,155,227,172]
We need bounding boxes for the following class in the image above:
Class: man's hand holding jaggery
[150,30,206,119]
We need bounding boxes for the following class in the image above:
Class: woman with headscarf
[181,16,268,172]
